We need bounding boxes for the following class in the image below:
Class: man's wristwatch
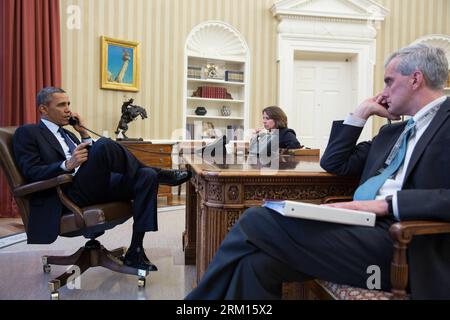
[385,195,393,216]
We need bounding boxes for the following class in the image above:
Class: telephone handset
[68,117,79,126]
[379,99,392,125]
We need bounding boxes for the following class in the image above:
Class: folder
[263,200,376,227]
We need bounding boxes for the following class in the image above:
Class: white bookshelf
[183,21,250,141]
[187,78,245,86]
[187,115,245,120]
[187,97,245,104]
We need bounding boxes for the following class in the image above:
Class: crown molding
[271,0,389,22]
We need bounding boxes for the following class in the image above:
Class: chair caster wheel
[138,276,146,288]
[43,264,51,273]
[50,291,59,300]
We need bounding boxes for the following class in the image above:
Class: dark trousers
[186,207,396,300]
[67,138,159,232]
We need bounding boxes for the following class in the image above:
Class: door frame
[277,36,374,139]
[293,56,354,150]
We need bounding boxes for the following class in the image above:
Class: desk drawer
[142,155,172,168]
[120,143,174,200]
[128,144,172,154]
[121,143,173,168]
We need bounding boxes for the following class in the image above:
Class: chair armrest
[390,220,450,244]
[388,220,450,299]
[13,174,73,197]
[322,196,353,204]
[13,174,84,229]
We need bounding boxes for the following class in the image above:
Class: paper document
[262,200,376,227]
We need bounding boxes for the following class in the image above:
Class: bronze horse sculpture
[115,98,148,141]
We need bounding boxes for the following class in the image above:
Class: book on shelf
[192,86,232,99]
[194,120,204,140]
[186,123,195,140]
[188,65,202,79]
[225,70,244,82]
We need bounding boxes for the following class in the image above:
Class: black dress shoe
[158,169,192,186]
[123,248,158,272]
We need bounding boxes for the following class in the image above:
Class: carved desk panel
[181,154,359,283]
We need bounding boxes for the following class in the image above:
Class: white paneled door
[292,58,354,153]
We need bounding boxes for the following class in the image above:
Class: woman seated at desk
[249,106,302,155]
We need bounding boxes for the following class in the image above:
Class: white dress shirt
[41,119,92,174]
[343,95,447,219]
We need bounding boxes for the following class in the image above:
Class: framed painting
[101,36,140,92]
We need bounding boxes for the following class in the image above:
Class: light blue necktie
[353,118,416,201]
[58,127,77,154]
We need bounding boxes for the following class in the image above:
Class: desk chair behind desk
[0,127,150,300]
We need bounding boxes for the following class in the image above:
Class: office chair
[282,196,450,300]
[0,126,149,300]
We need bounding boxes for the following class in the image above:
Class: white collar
[413,96,447,122]
[41,118,61,134]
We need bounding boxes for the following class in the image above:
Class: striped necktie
[58,127,77,154]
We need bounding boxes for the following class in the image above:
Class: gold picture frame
[101,36,140,92]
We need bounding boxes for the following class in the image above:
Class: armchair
[282,196,450,300]
[0,127,149,300]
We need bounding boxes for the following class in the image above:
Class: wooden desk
[285,148,320,156]
[119,141,175,203]
[182,154,359,283]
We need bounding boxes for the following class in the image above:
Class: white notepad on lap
[263,200,376,227]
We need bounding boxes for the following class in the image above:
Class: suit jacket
[278,128,302,149]
[320,97,450,299]
[249,127,302,156]
[13,121,82,244]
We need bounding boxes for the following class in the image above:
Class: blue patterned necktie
[353,118,416,201]
[58,127,77,154]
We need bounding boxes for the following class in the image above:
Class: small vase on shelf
[195,106,207,116]
[221,105,231,116]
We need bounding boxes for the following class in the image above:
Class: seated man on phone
[13,87,191,271]
[186,44,450,299]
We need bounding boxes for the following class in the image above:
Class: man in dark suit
[13,87,191,271]
[185,44,450,299]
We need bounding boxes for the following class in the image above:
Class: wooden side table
[119,141,175,204]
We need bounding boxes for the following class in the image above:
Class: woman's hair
[262,106,288,129]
